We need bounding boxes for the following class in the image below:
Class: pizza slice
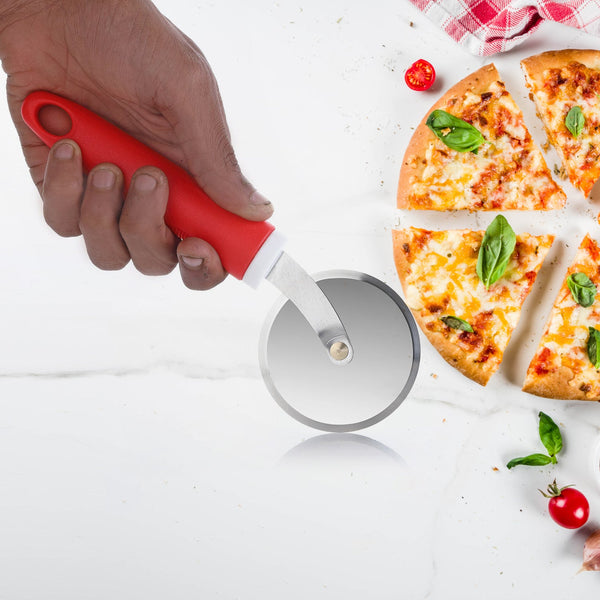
[393,218,554,385]
[521,49,600,197]
[398,63,566,210]
[523,234,600,400]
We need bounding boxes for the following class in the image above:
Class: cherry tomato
[540,480,589,529]
[405,59,436,91]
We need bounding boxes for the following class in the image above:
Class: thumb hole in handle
[37,105,72,137]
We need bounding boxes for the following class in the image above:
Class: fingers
[119,168,226,287]
[177,237,226,291]
[119,167,179,276]
[80,164,130,270]
[42,141,223,288]
[42,140,84,237]
[43,143,177,275]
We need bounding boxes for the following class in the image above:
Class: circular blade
[259,271,420,432]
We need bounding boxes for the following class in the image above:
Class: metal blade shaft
[265,252,353,364]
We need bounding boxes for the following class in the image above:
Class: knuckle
[42,177,83,202]
[181,267,226,291]
[118,212,143,237]
[221,144,240,172]
[119,218,156,243]
[47,223,80,238]
[193,132,240,192]
[43,211,80,238]
[91,255,130,271]
[210,125,237,171]
[183,51,214,86]
[182,277,210,291]
[80,206,117,234]
[135,260,176,277]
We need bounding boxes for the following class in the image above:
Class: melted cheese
[396,227,554,380]
[407,81,566,210]
[525,235,600,397]
[523,61,600,196]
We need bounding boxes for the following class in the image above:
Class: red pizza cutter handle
[21,91,276,281]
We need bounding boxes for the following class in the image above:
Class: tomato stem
[539,479,574,498]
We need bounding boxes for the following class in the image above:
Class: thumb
[161,63,273,223]
[194,132,273,223]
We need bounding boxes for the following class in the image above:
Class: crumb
[542,140,550,152]
[431,372,438,379]
[337,16,343,24]
[409,21,414,27]
[492,466,499,472]
[442,418,446,423]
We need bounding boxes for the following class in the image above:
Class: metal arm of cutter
[265,252,353,365]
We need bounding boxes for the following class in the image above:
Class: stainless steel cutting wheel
[259,271,420,432]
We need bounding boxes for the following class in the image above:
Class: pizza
[392,218,554,385]
[397,63,566,211]
[523,234,600,400]
[521,49,600,198]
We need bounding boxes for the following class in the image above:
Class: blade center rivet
[329,341,350,361]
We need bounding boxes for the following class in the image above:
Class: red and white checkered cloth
[410,0,600,55]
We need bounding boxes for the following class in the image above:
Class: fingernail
[180,255,205,269]
[54,142,74,160]
[91,168,116,190]
[249,191,272,207]
[134,173,157,192]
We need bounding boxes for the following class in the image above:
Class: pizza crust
[398,64,500,208]
[521,49,600,87]
[392,229,494,385]
[522,366,598,401]
[391,229,411,282]
[415,318,494,386]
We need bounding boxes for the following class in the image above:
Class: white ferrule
[242,229,287,288]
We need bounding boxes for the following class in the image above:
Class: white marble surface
[1,1,600,598]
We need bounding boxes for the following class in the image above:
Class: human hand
[0,0,273,289]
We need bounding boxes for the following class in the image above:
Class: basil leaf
[565,106,585,138]
[567,272,596,307]
[440,315,474,332]
[476,215,517,289]
[538,411,562,459]
[426,109,485,153]
[506,453,553,470]
[587,326,600,369]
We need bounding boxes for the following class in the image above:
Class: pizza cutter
[21,91,420,432]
